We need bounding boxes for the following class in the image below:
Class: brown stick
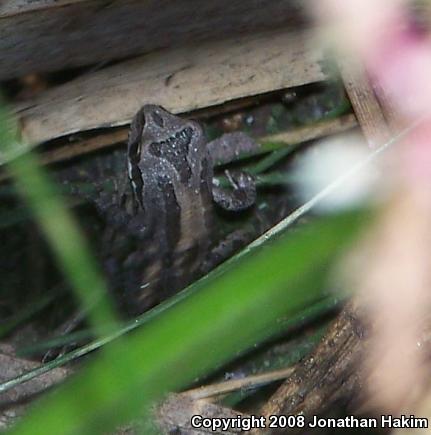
[253,302,366,434]
[0,0,305,81]
[183,366,295,401]
[14,29,326,145]
[39,113,357,166]
[338,57,391,146]
[0,113,357,183]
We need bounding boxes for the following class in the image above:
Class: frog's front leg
[207,132,261,165]
[207,132,260,212]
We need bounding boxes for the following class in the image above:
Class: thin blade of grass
[0,101,118,335]
[7,210,367,435]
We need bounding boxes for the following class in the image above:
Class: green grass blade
[0,101,118,334]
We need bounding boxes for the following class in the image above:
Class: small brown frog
[101,105,260,315]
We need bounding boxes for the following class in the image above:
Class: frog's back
[118,105,216,314]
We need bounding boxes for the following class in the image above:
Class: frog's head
[137,105,188,140]
[127,105,204,201]
[128,105,203,163]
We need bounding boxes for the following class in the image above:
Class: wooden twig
[251,302,367,435]
[338,57,391,146]
[372,81,405,133]
[259,113,357,146]
[0,0,305,81]
[0,113,356,184]
[14,29,326,145]
[40,113,357,166]
[40,129,128,165]
[184,366,295,401]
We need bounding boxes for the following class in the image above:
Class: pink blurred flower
[316,0,431,415]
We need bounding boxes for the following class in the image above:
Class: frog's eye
[151,111,164,128]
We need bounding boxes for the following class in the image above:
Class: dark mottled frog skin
[103,105,259,315]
